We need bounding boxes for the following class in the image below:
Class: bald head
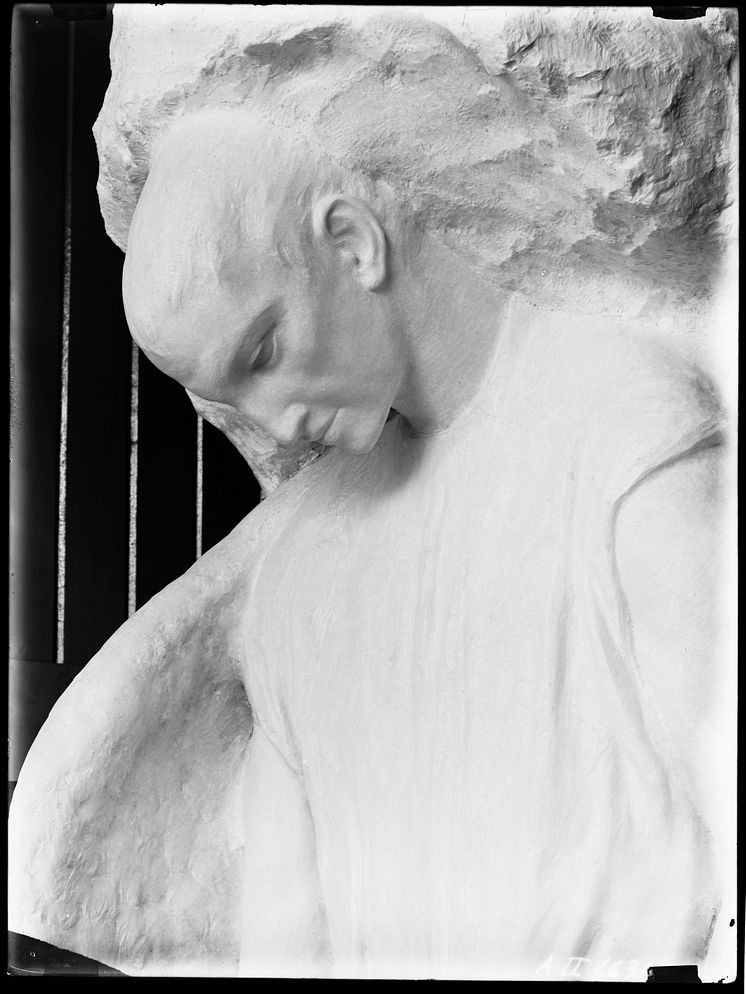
[121,109,399,362]
[123,111,296,356]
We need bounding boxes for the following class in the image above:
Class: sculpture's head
[123,110,414,454]
[109,9,737,472]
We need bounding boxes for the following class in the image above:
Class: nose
[234,397,307,448]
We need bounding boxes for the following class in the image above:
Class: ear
[311,195,388,291]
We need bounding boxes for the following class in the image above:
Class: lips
[317,410,338,445]
[293,411,336,445]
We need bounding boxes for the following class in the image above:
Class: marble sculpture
[9,5,737,981]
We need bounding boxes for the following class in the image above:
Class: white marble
[9,5,737,981]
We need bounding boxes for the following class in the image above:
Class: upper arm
[614,441,734,812]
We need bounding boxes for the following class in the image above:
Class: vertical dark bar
[201,421,262,554]
[134,353,199,607]
[63,10,132,667]
[9,5,70,779]
[10,5,67,671]
[56,17,75,665]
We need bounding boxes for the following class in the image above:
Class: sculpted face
[122,128,406,455]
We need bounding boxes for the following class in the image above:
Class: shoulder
[613,435,733,802]
[517,304,724,463]
[558,320,726,503]
[615,439,725,629]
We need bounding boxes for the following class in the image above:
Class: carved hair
[99,9,736,324]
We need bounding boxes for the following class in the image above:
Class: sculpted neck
[392,235,508,437]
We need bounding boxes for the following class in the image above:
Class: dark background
[9,2,260,790]
[9,3,261,974]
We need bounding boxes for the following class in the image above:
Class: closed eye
[246,327,277,371]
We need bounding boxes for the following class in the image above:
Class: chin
[341,436,378,456]
[336,418,387,456]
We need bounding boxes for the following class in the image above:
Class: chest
[252,439,600,788]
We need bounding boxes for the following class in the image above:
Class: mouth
[295,411,337,446]
[317,410,338,446]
